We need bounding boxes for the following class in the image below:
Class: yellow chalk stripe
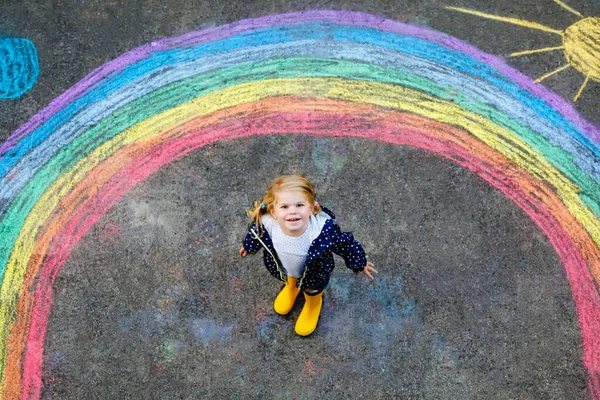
[534,64,571,83]
[445,6,563,35]
[574,74,591,102]
[2,78,600,372]
[553,0,584,18]
[510,46,563,57]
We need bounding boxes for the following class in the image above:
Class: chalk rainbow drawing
[0,10,599,399]
[448,0,600,102]
[0,37,39,99]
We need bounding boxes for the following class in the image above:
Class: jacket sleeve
[330,223,367,272]
[242,222,262,254]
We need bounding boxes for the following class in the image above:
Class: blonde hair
[246,175,322,236]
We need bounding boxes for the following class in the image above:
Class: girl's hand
[239,247,248,257]
[357,261,377,280]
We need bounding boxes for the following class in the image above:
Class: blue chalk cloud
[0,37,39,99]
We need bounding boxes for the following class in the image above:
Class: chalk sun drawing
[447,0,600,102]
[0,10,599,399]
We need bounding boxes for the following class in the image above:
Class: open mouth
[287,218,300,222]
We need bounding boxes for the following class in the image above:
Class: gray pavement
[45,136,586,399]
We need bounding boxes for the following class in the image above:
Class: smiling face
[271,190,314,237]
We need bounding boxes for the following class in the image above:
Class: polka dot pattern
[243,207,367,290]
[271,222,311,278]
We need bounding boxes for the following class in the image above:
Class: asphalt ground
[43,136,586,399]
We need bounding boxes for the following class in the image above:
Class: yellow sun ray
[574,74,591,101]
[510,46,564,57]
[445,6,563,35]
[552,0,584,18]
[447,2,600,103]
[534,63,571,83]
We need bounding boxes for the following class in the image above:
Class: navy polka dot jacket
[242,207,367,291]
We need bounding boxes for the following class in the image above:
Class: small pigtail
[313,201,322,216]
[246,199,268,237]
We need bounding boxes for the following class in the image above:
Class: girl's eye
[297,204,304,207]
[281,205,288,209]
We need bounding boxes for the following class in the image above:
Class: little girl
[239,175,376,336]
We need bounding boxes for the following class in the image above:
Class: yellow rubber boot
[273,277,300,315]
[295,291,323,336]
